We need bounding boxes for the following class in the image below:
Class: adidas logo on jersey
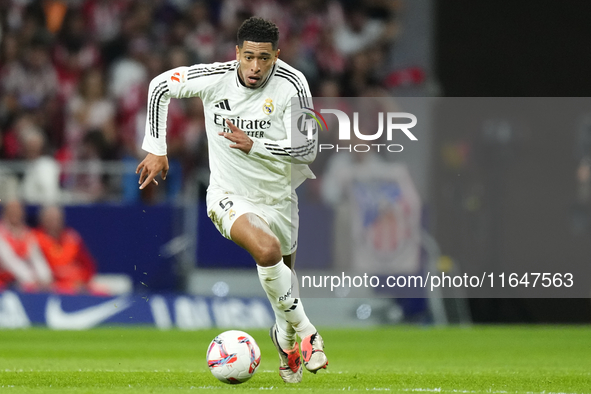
[214,99,231,111]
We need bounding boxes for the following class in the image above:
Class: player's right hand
[136,153,169,190]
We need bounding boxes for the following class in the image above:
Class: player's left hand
[220,119,253,154]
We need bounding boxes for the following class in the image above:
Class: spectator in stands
[109,37,150,158]
[53,9,103,103]
[82,0,129,46]
[317,78,342,98]
[0,200,53,292]
[19,118,61,205]
[2,37,58,115]
[0,33,21,90]
[64,67,116,162]
[0,114,61,203]
[107,6,152,101]
[333,2,398,57]
[33,205,98,294]
[314,25,346,81]
[10,3,53,49]
[183,1,217,64]
[68,130,110,202]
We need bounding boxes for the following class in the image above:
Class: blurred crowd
[0,199,103,294]
[0,0,404,203]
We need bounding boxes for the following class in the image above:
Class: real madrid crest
[262,98,274,115]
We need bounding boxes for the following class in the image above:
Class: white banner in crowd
[349,163,422,275]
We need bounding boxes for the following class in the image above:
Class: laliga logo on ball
[206,330,261,384]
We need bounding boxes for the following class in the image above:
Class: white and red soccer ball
[206,330,261,384]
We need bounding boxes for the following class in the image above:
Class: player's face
[236,41,279,89]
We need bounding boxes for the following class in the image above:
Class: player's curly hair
[237,17,279,50]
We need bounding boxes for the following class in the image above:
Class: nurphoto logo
[302,107,418,153]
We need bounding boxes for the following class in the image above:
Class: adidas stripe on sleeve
[142,62,236,156]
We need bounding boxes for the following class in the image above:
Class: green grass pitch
[0,326,590,393]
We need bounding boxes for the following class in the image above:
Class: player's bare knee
[255,238,282,267]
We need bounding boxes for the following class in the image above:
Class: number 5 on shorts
[219,197,233,211]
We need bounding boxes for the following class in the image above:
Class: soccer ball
[206,330,261,384]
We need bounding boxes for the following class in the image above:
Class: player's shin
[268,296,297,349]
[256,260,316,340]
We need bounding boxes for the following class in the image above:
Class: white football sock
[269,301,297,350]
[257,261,295,349]
[257,260,317,344]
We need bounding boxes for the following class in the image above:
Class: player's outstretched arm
[136,153,169,190]
[140,63,228,188]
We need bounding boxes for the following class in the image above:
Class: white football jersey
[142,59,317,204]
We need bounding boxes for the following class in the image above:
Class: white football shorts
[206,187,299,256]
